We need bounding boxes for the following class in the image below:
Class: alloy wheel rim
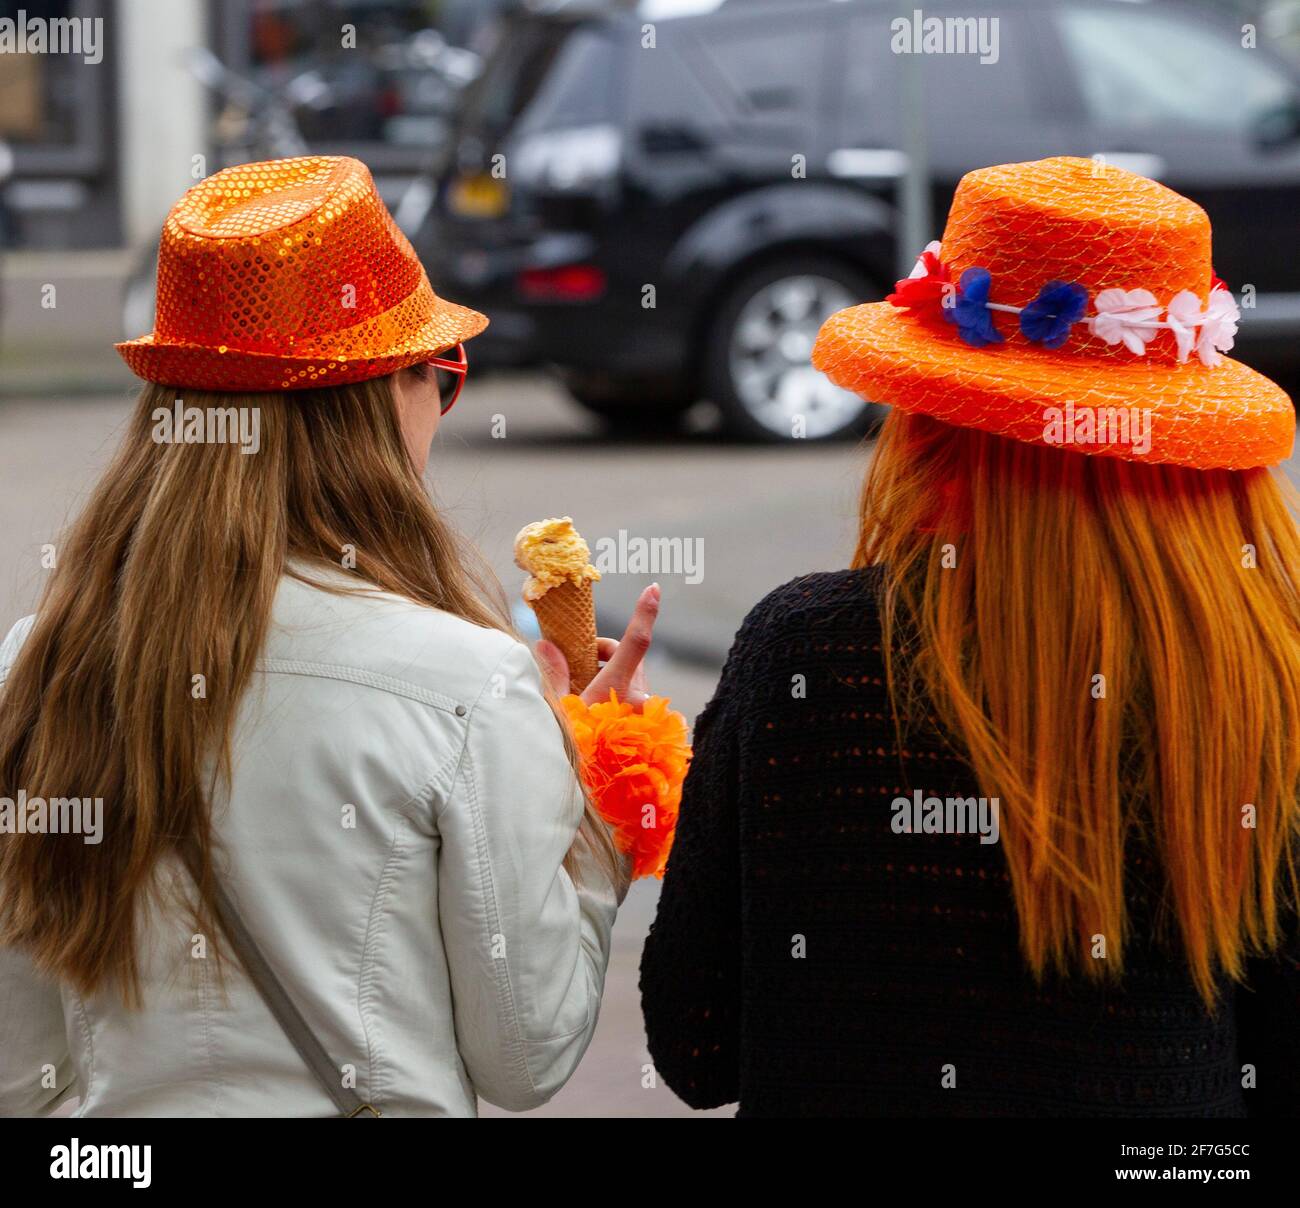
[727,274,868,438]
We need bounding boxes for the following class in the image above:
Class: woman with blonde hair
[0,156,664,1117]
[642,158,1300,1117]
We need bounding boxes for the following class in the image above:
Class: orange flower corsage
[560,692,691,879]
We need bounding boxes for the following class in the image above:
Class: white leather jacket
[0,566,624,1117]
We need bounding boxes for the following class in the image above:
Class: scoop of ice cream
[513,516,601,602]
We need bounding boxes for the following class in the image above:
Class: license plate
[448,173,509,219]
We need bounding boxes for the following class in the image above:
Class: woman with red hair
[642,157,1300,1117]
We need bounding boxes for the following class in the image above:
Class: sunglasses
[427,344,469,415]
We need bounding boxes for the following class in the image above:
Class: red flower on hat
[888,241,953,327]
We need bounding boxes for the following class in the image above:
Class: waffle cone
[532,579,598,693]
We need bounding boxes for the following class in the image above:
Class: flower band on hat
[890,241,1241,368]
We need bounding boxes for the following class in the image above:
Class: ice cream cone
[514,517,602,694]
[532,578,599,693]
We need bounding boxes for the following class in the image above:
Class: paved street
[0,369,869,1117]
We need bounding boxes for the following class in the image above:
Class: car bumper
[422,222,689,376]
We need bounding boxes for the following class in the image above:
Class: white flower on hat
[1165,291,1205,364]
[1089,288,1163,356]
[1165,288,1240,368]
[1196,287,1240,368]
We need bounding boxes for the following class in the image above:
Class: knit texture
[640,568,1300,1117]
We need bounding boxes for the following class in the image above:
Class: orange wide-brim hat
[812,157,1294,470]
[117,155,487,393]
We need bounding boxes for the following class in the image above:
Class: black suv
[422,0,1300,440]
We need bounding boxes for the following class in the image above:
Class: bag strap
[211,881,380,1118]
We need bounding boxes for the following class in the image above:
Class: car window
[915,17,1039,126]
[1057,5,1295,135]
[839,8,1041,144]
[697,17,823,119]
[838,11,901,143]
[635,8,832,162]
[514,25,621,135]
[458,18,583,134]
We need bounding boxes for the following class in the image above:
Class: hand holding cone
[513,517,691,879]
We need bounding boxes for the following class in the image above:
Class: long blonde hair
[0,376,620,1003]
[860,408,1300,1005]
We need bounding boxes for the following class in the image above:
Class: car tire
[705,255,883,442]
[562,372,692,436]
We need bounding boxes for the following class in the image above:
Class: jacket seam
[447,642,544,1100]
[256,658,463,713]
[69,992,94,1116]
[523,1014,593,1046]
[404,740,466,830]
[432,641,526,828]
[198,933,227,1116]
[357,824,405,1110]
[354,753,460,1107]
[458,742,541,1101]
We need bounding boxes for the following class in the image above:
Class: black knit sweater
[639,568,1300,1117]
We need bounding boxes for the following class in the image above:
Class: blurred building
[1,0,127,249]
[0,0,511,252]
[0,0,514,389]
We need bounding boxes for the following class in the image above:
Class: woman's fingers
[533,638,571,698]
[590,638,650,702]
[582,583,660,706]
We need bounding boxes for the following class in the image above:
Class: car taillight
[516,265,607,302]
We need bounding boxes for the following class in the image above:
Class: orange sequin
[117,156,487,392]
[812,157,1294,469]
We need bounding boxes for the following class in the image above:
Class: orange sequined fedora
[812,156,1294,470]
[117,155,487,392]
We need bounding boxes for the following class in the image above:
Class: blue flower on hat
[1019,280,1089,350]
[945,268,1003,348]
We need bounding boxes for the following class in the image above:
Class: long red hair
[860,409,1300,1004]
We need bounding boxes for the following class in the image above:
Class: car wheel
[706,256,882,442]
